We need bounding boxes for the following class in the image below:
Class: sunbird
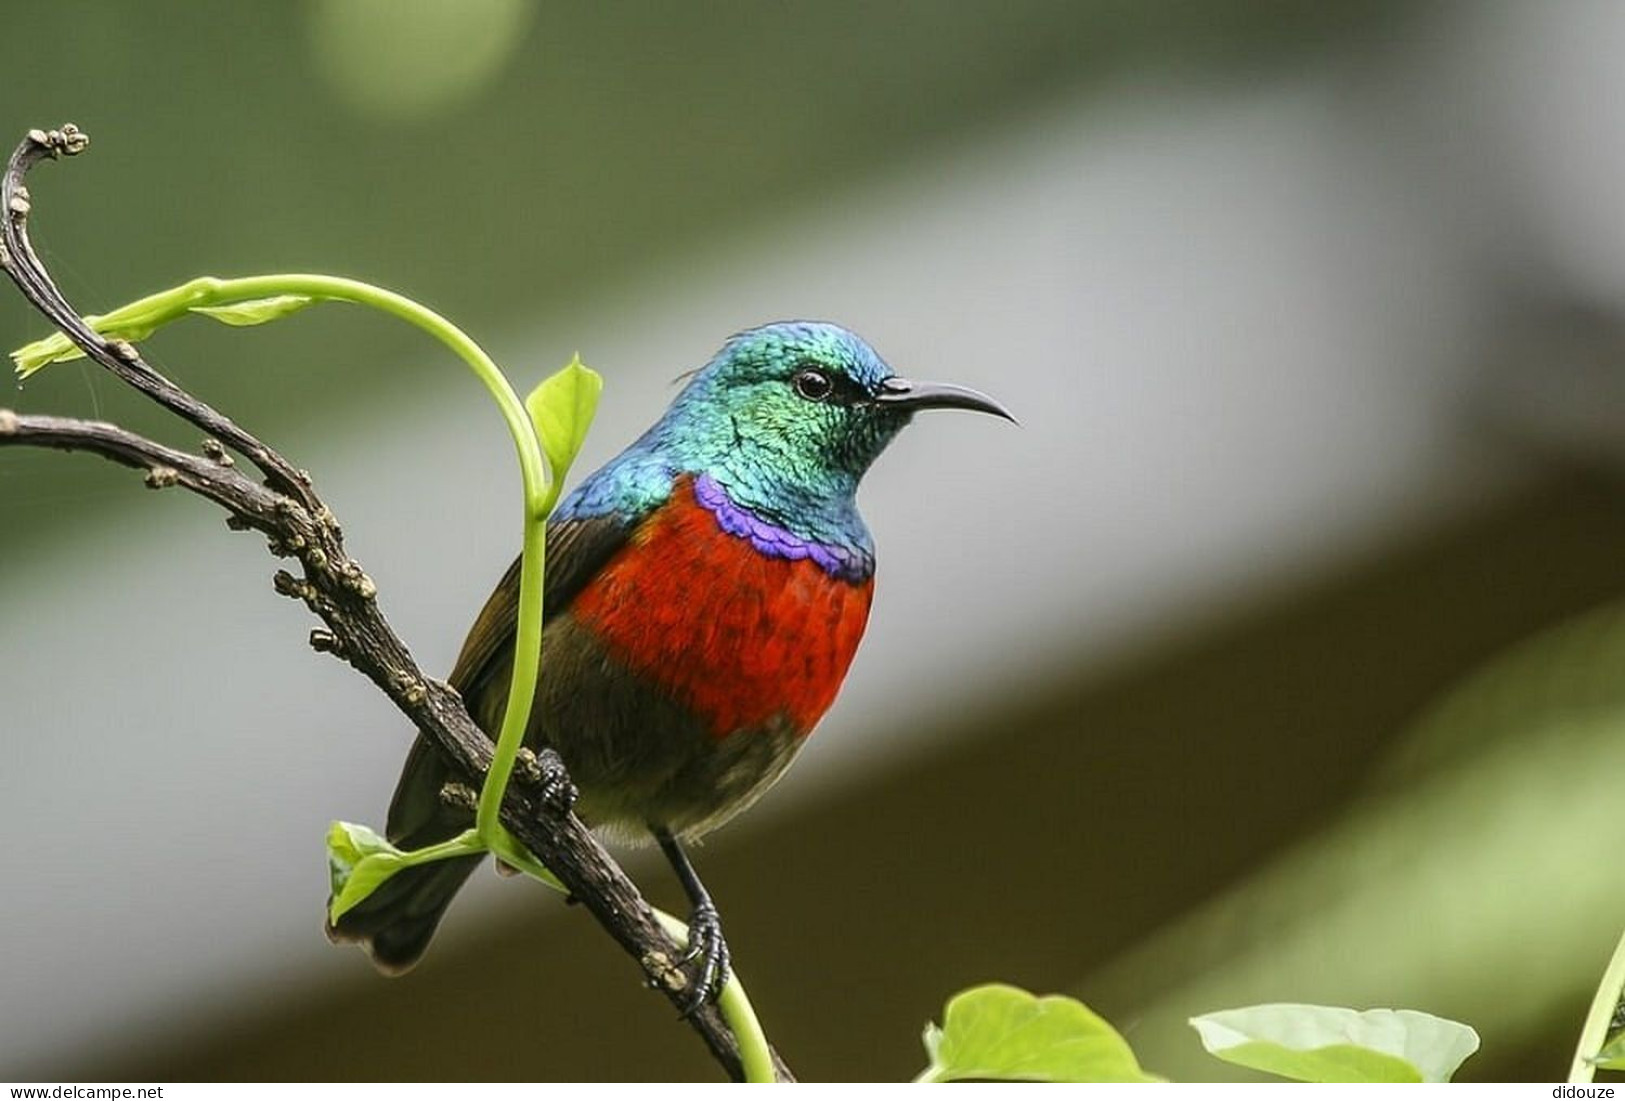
[329,321,1012,1008]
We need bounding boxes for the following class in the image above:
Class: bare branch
[2,126,317,512]
[0,126,791,1083]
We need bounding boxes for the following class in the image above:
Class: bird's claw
[519,746,578,815]
[678,901,731,1017]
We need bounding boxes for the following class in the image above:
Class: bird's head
[657,321,1011,518]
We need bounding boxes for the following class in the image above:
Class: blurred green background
[4,0,1625,1083]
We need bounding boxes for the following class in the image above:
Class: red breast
[569,478,873,738]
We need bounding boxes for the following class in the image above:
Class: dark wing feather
[341,510,641,971]
[446,511,636,697]
[386,511,635,839]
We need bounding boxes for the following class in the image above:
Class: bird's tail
[325,735,479,975]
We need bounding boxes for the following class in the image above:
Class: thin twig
[0,125,792,1083]
[2,126,317,512]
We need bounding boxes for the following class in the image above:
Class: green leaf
[190,294,316,327]
[1594,1029,1625,1071]
[1190,1004,1479,1083]
[325,820,407,922]
[525,354,602,514]
[917,983,1159,1083]
[12,319,159,378]
[11,283,317,380]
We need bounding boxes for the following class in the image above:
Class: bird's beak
[872,377,1016,422]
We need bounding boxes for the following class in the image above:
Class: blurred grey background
[4,0,1625,1083]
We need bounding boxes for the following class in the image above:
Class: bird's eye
[792,368,834,401]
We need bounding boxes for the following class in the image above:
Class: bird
[327,320,1012,1008]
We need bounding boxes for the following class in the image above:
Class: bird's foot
[518,746,578,815]
[678,900,731,1016]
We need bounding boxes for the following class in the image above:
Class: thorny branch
[0,125,792,1083]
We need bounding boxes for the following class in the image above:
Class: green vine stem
[655,911,776,1084]
[16,273,778,1082]
[17,272,547,856]
[1570,925,1625,1083]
